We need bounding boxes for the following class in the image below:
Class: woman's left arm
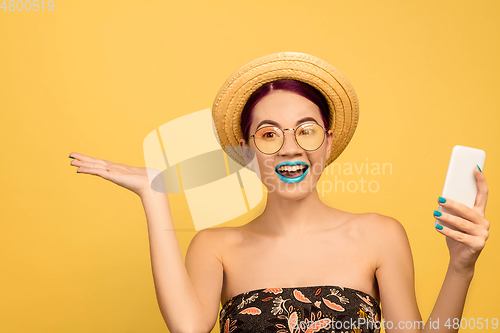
[376,167,489,333]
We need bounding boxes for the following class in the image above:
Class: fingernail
[477,165,482,172]
[69,156,75,159]
[434,210,442,217]
[76,170,80,173]
[438,197,446,203]
[436,223,443,230]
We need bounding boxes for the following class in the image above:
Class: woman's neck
[251,188,343,240]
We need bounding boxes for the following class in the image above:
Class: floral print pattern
[220,285,381,333]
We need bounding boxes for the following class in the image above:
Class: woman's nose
[277,129,303,156]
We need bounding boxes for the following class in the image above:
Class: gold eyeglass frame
[249,122,328,155]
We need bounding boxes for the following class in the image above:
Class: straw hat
[212,51,359,171]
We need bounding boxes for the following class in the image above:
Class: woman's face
[239,90,334,199]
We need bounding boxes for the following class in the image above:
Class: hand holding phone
[435,145,486,231]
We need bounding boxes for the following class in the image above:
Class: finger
[69,152,110,166]
[70,159,109,171]
[473,166,488,215]
[75,165,111,179]
[438,196,488,228]
[434,210,488,237]
[71,160,131,174]
[435,225,486,253]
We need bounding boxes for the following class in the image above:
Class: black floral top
[220,285,381,333]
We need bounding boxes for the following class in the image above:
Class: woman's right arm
[69,152,223,333]
[140,189,223,333]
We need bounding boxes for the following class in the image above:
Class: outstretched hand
[434,166,489,275]
[69,152,159,197]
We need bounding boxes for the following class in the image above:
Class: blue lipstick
[275,161,309,183]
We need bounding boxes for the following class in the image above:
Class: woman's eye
[300,129,314,135]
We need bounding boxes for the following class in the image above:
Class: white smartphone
[435,145,486,230]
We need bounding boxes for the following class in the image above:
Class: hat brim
[212,52,359,171]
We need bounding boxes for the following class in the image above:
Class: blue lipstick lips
[275,161,309,183]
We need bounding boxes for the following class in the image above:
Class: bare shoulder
[352,212,407,236]
[192,225,242,239]
[347,212,410,254]
[354,213,412,268]
[189,226,245,257]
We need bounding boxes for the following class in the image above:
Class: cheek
[308,151,328,177]
[254,155,275,179]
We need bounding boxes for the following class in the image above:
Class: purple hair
[240,79,331,142]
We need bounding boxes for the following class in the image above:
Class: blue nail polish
[69,156,75,159]
[477,165,482,172]
[76,170,80,173]
[434,210,442,217]
[436,223,443,230]
[438,197,446,203]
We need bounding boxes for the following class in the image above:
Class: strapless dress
[219,285,381,333]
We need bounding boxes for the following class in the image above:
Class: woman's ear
[326,130,334,156]
[239,138,254,168]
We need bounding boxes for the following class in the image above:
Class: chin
[264,177,316,200]
[270,189,313,201]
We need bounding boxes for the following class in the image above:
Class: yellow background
[1,0,499,332]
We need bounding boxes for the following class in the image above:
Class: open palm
[69,152,162,197]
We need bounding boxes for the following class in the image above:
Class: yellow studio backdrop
[1,0,499,332]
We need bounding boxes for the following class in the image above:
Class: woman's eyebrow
[256,117,319,129]
[295,117,319,126]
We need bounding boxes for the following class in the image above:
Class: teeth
[277,164,307,172]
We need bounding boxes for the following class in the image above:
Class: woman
[69,52,489,333]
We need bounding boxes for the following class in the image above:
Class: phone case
[435,145,486,230]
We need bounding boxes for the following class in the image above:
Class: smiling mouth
[275,164,309,178]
